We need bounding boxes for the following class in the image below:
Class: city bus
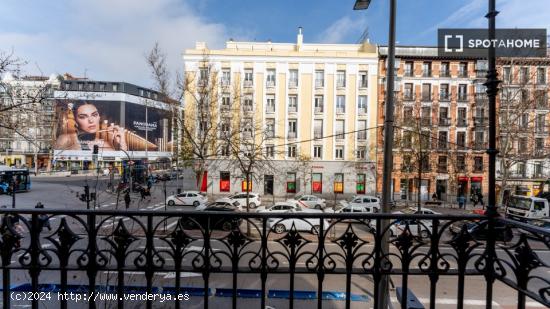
[0,166,31,194]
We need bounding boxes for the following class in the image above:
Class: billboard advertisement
[53,100,172,157]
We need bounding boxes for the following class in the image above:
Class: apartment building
[183,28,379,197]
[496,57,550,198]
[377,47,489,203]
[0,74,59,170]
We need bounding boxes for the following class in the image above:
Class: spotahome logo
[438,29,547,57]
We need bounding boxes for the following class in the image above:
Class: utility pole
[11,176,16,209]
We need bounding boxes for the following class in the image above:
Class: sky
[1,0,549,90]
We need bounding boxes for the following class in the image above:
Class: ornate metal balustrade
[0,209,548,309]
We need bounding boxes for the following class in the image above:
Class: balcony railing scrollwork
[0,209,548,309]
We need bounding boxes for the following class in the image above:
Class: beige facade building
[183,29,380,197]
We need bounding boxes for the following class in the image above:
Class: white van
[505,195,549,221]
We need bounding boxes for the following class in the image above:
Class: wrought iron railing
[0,209,548,309]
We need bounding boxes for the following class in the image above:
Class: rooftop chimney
[297,27,303,51]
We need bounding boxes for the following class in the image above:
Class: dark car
[449,219,513,242]
[180,205,242,231]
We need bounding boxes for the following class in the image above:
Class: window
[458,84,468,101]
[404,61,413,76]
[286,173,297,193]
[438,156,447,172]
[536,114,546,133]
[535,163,543,177]
[222,70,231,86]
[536,138,545,153]
[266,95,275,113]
[457,131,466,149]
[314,95,324,113]
[77,83,84,90]
[288,119,297,139]
[336,70,346,87]
[244,69,253,86]
[421,107,431,126]
[99,83,105,91]
[313,145,322,159]
[422,62,432,77]
[139,89,144,96]
[440,84,449,100]
[336,95,345,113]
[220,172,230,192]
[358,96,368,114]
[289,70,298,88]
[519,137,528,152]
[112,84,119,92]
[474,157,484,172]
[520,113,529,128]
[64,82,71,90]
[315,70,324,87]
[287,145,297,158]
[314,119,323,139]
[220,143,230,156]
[404,83,414,100]
[242,118,253,138]
[359,71,368,88]
[88,83,94,91]
[402,131,412,148]
[536,90,548,109]
[421,84,431,100]
[266,119,275,138]
[243,96,253,112]
[356,174,366,194]
[266,145,274,158]
[520,67,529,84]
[537,68,546,84]
[357,120,367,140]
[220,119,231,138]
[221,95,231,110]
[335,146,344,159]
[335,120,345,140]
[457,155,466,172]
[420,156,430,171]
[439,107,449,125]
[440,62,450,77]
[312,173,322,193]
[459,62,468,77]
[457,108,467,126]
[356,146,366,160]
[438,131,448,149]
[503,67,512,83]
[266,69,276,87]
[334,173,344,194]
[517,163,526,177]
[288,95,298,112]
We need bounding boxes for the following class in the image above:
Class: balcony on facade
[266,105,275,114]
[439,94,450,102]
[314,106,324,114]
[437,140,448,150]
[266,80,275,88]
[458,93,468,102]
[438,118,451,126]
[420,117,431,127]
[243,80,253,88]
[473,141,488,150]
[357,131,367,141]
[440,69,450,77]
[287,131,297,139]
[221,79,231,87]
[335,132,345,141]
[403,93,415,101]
[313,131,323,140]
[421,94,431,102]
[336,107,345,114]
[288,80,298,89]
[437,164,447,173]
[457,118,468,127]
[288,106,297,113]
[473,116,488,128]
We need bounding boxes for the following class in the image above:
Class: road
[0,177,548,308]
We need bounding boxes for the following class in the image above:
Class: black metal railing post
[316,219,325,309]
[146,215,154,309]
[86,213,97,309]
[260,218,268,309]
[428,219,440,309]
[29,213,40,309]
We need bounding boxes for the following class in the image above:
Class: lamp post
[354,1,394,308]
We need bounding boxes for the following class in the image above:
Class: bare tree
[497,59,549,203]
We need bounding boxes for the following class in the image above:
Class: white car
[338,195,381,213]
[166,191,208,207]
[256,201,322,214]
[393,207,441,215]
[227,192,262,209]
[389,219,432,238]
[267,210,330,234]
[287,195,326,209]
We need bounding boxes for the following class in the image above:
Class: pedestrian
[471,192,479,207]
[478,192,485,209]
[457,195,466,209]
[124,191,131,209]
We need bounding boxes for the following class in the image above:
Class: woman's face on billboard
[75,104,100,134]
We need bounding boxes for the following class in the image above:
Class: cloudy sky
[1,0,549,89]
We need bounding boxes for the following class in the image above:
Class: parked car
[180,205,242,231]
[256,201,322,214]
[449,219,514,242]
[195,198,240,211]
[337,195,381,213]
[267,210,330,234]
[393,207,441,215]
[389,219,432,238]
[166,191,208,207]
[227,192,262,209]
[287,195,327,209]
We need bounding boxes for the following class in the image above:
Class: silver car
[287,194,327,209]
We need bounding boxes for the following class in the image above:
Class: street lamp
[354,1,396,308]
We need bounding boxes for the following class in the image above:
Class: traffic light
[93,145,99,154]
